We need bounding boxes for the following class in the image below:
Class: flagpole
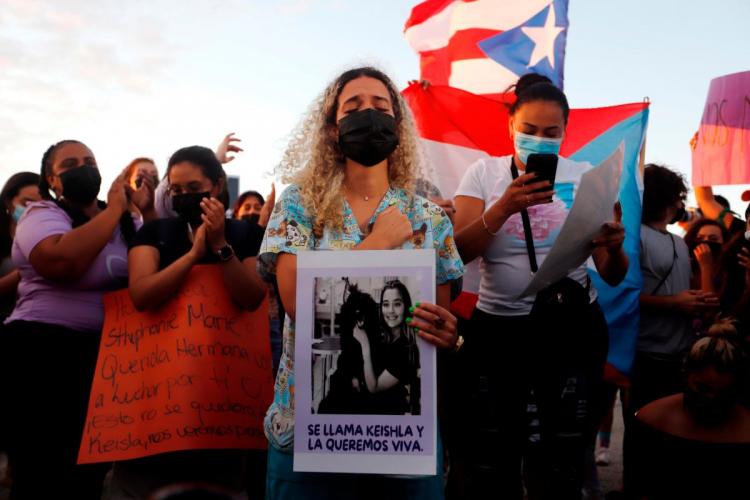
[639,97,650,176]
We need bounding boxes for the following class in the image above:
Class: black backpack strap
[650,233,677,295]
[510,159,538,273]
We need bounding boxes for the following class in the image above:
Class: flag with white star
[404,0,569,96]
[479,0,568,89]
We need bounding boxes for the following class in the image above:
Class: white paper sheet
[519,143,625,298]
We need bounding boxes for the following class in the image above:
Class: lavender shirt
[6,201,133,332]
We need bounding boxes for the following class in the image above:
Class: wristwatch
[216,244,235,262]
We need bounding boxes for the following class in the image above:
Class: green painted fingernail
[406,317,412,323]
[409,306,414,313]
[414,327,420,332]
[415,302,421,307]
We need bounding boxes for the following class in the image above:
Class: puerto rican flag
[403,83,649,380]
[404,0,569,97]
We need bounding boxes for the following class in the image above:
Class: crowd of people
[0,67,746,500]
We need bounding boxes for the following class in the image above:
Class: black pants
[462,303,609,500]
[3,320,109,500]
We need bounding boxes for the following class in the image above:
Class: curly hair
[339,284,381,348]
[642,163,688,224]
[276,67,427,238]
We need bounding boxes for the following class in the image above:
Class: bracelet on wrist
[481,212,500,236]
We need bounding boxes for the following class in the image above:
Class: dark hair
[38,140,135,244]
[379,280,415,342]
[124,157,157,183]
[339,284,381,349]
[714,194,730,211]
[167,146,229,208]
[641,163,688,224]
[507,73,570,123]
[683,219,729,249]
[0,172,41,258]
[326,67,403,127]
[232,190,264,218]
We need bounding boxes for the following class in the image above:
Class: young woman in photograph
[360,279,420,415]
[259,66,464,499]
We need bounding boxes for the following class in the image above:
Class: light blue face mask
[12,204,25,222]
[513,130,562,164]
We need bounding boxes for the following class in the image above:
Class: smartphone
[525,153,558,194]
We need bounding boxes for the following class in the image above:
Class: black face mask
[683,387,735,427]
[242,213,260,225]
[670,207,687,225]
[338,109,399,167]
[172,192,209,226]
[59,165,102,205]
[690,240,723,257]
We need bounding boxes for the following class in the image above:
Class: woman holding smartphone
[452,73,628,499]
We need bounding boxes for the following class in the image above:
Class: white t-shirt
[455,154,598,316]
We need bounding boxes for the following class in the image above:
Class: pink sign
[692,70,750,186]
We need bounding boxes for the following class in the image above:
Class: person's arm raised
[215,132,243,164]
[258,183,276,228]
[592,202,629,286]
[695,186,734,230]
[29,173,130,282]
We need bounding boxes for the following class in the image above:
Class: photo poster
[78,265,274,464]
[294,249,437,475]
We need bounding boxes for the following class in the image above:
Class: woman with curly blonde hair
[259,66,465,499]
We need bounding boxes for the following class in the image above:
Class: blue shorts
[265,435,444,500]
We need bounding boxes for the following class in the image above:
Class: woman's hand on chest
[357,206,412,250]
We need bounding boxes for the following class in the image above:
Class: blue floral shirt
[258,184,464,450]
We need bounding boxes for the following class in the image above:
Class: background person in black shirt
[109,145,267,499]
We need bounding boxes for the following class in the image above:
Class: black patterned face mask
[338,109,399,167]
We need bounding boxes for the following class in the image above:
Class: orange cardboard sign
[78,265,273,464]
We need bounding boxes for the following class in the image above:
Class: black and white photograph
[311,276,421,416]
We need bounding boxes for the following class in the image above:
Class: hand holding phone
[524,153,557,204]
[525,153,558,192]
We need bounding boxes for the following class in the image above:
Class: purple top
[6,201,134,332]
